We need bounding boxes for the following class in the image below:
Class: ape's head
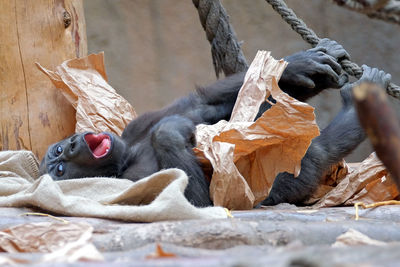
[40,132,128,180]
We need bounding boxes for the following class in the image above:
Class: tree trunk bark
[0,0,87,159]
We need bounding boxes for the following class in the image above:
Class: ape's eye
[56,163,65,176]
[55,145,63,156]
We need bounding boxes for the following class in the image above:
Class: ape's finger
[378,70,387,84]
[315,64,340,86]
[326,47,350,60]
[317,53,342,75]
[309,46,327,54]
[370,67,379,80]
[295,75,316,89]
[384,74,392,88]
[316,38,332,48]
[317,38,350,60]
[337,74,349,88]
[361,65,372,78]
[376,71,391,88]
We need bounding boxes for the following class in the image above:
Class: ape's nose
[64,135,80,158]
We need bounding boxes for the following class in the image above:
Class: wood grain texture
[354,82,400,189]
[0,0,87,159]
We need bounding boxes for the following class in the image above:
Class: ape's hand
[357,65,391,88]
[279,38,349,101]
[313,38,350,61]
[340,65,392,108]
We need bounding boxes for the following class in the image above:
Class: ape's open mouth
[84,133,111,158]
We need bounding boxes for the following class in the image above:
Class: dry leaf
[146,244,177,259]
[37,52,136,135]
[332,228,387,247]
[195,51,319,209]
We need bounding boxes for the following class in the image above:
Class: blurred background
[83,0,400,161]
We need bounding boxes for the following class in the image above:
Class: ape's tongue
[84,133,111,158]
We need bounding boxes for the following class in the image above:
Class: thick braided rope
[368,10,400,24]
[331,0,400,25]
[266,0,400,99]
[332,0,400,13]
[192,0,248,78]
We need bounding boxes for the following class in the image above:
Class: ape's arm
[122,39,349,145]
[262,65,392,205]
[150,115,212,207]
[194,39,350,123]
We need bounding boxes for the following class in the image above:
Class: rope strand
[266,0,400,99]
[331,0,400,26]
[192,0,248,77]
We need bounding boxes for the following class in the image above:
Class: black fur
[262,65,391,205]
[40,39,390,207]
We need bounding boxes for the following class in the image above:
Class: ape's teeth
[106,149,109,153]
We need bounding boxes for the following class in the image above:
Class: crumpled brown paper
[304,160,349,204]
[0,222,103,263]
[195,51,320,209]
[36,52,136,135]
[312,153,399,208]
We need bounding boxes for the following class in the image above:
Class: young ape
[39,39,391,207]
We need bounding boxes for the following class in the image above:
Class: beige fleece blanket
[0,150,227,222]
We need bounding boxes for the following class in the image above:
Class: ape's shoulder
[122,110,163,146]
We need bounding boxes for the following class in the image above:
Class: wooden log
[2,242,400,266]
[0,0,87,159]
[104,243,400,266]
[353,82,400,189]
[91,219,400,251]
[2,207,400,252]
[2,207,400,265]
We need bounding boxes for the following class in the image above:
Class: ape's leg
[150,115,212,207]
[262,66,391,206]
[262,103,364,205]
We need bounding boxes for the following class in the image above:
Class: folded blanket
[0,151,227,222]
